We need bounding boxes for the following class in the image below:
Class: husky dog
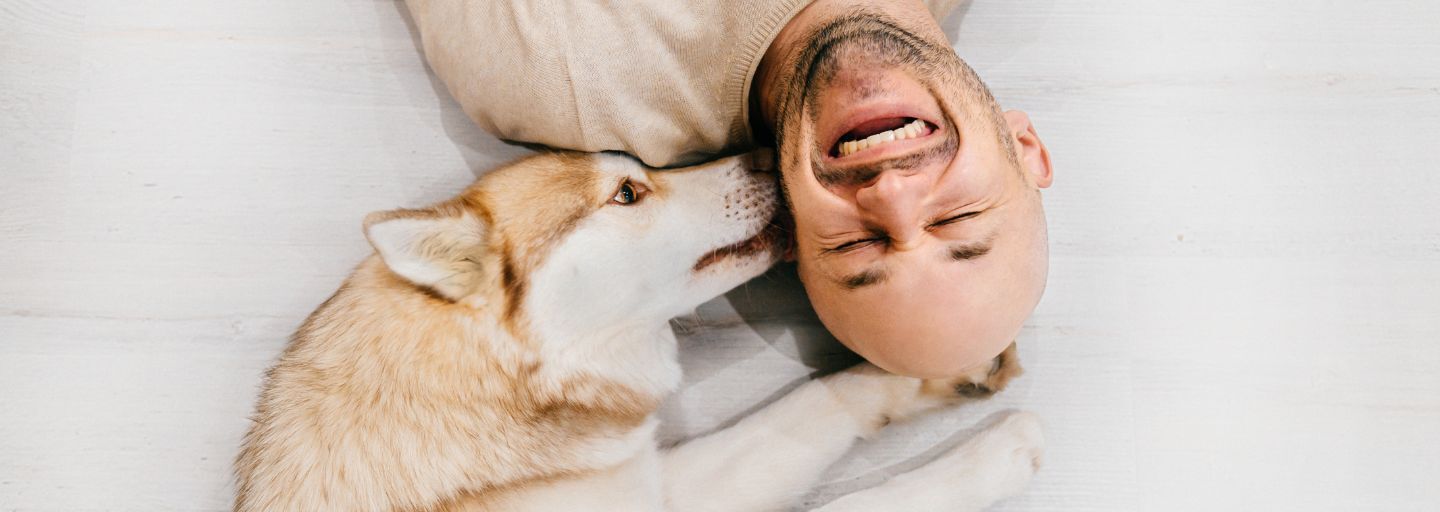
[235,151,1042,512]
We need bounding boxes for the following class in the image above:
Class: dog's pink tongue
[843,117,909,141]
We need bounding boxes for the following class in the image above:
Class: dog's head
[362,151,781,337]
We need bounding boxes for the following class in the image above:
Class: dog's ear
[363,207,487,300]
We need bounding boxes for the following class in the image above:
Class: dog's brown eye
[609,180,645,206]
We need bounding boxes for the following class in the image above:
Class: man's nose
[854,171,928,250]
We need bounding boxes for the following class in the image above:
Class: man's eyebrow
[838,267,889,290]
[837,234,993,290]
[948,240,993,261]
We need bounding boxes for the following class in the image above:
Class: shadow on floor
[725,263,862,375]
[383,0,536,177]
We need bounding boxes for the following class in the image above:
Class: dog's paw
[948,410,1045,502]
[870,410,1044,508]
[978,410,1046,477]
[920,341,1022,401]
[823,345,1023,432]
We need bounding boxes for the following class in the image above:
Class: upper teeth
[838,119,927,157]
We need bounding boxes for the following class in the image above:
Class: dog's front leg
[660,351,1018,512]
[810,411,1044,512]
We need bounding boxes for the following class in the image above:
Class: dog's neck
[524,316,685,403]
[353,256,682,413]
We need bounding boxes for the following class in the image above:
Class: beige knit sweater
[404,0,961,167]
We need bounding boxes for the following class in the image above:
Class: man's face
[769,13,1054,378]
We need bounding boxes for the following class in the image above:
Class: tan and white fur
[234,150,1043,512]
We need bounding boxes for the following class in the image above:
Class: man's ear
[363,208,487,300]
[1004,110,1054,189]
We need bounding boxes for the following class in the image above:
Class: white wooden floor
[3,1,1438,510]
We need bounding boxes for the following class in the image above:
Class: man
[404,0,1055,378]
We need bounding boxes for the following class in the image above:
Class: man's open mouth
[828,116,938,160]
[692,219,783,272]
